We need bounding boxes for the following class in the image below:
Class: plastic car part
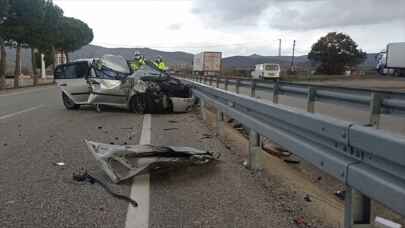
[85,140,220,183]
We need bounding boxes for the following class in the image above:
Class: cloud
[191,0,272,26]
[168,23,183,30]
[267,0,405,30]
[191,0,405,30]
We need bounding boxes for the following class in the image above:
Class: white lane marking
[0,87,51,97]
[0,105,44,120]
[125,114,151,228]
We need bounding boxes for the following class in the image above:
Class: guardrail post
[306,87,316,113]
[250,79,257,97]
[344,187,372,228]
[216,111,225,139]
[368,93,383,128]
[216,76,220,88]
[273,81,280,104]
[209,76,213,86]
[248,130,263,170]
[224,78,229,91]
[235,79,240,94]
[200,99,207,121]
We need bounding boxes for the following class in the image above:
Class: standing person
[130,51,145,71]
[154,56,167,72]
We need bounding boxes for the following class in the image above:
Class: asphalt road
[0,86,141,228]
[0,86,300,228]
[218,83,405,135]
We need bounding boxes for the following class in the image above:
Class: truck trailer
[193,52,222,76]
[376,42,405,77]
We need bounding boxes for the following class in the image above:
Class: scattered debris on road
[72,169,138,207]
[334,190,346,201]
[304,194,312,202]
[163,127,178,131]
[200,133,212,139]
[294,216,307,226]
[53,162,66,167]
[284,158,301,164]
[85,140,220,183]
[168,120,178,123]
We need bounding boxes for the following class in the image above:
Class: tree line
[0,0,94,89]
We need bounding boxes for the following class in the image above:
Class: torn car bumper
[85,140,220,183]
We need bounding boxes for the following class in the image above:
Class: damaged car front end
[54,55,193,113]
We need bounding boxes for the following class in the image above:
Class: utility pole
[290,40,296,72]
[278,39,282,57]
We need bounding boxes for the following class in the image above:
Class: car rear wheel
[62,93,80,110]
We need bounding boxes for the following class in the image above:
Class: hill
[71,45,194,66]
[1,44,377,74]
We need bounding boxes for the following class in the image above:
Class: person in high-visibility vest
[130,51,145,71]
[154,56,167,71]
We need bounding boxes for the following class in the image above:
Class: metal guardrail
[181,78,405,228]
[182,75,405,128]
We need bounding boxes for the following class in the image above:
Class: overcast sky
[54,0,405,57]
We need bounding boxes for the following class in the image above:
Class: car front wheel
[62,93,80,110]
[130,94,148,114]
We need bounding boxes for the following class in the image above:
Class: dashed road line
[0,105,44,121]
[125,114,151,228]
[0,87,51,97]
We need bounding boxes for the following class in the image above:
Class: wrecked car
[54,55,193,113]
[85,140,220,183]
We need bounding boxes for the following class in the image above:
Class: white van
[251,63,281,79]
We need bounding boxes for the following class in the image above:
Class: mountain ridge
[2,44,377,74]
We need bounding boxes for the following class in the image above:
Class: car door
[87,74,129,106]
[55,62,91,104]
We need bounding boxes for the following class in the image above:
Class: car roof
[71,58,97,63]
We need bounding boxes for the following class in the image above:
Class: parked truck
[376,42,405,77]
[251,63,281,80]
[193,52,222,76]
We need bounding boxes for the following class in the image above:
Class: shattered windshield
[93,55,131,80]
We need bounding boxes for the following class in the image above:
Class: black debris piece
[110,142,115,145]
[3,143,7,147]
[115,137,119,140]
[168,120,178,123]
[284,158,300,164]
[315,176,322,183]
[335,190,346,201]
[97,126,103,130]
[163,128,178,131]
[304,194,312,202]
[72,170,138,207]
[200,134,212,139]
